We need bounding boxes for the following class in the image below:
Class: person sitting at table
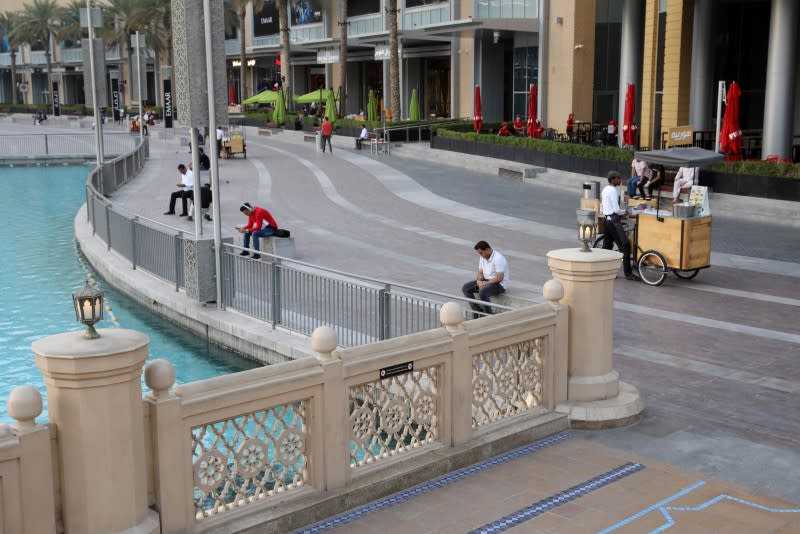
[672,166,699,204]
[629,157,648,198]
[513,115,524,135]
[637,164,665,200]
[497,122,512,137]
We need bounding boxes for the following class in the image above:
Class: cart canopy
[634,147,724,168]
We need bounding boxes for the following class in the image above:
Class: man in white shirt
[216,127,224,158]
[672,166,698,203]
[462,240,510,316]
[601,171,637,280]
[356,125,369,149]
[164,164,194,216]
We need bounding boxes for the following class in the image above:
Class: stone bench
[489,290,541,311]
[303,133,318,143]
[498,165,545,181]
[258,128,273,136]
[258,236,296,259]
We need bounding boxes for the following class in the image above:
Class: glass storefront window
[475,0,537,19]
[512,46,537,118]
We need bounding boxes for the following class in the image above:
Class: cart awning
[634,147,724,167]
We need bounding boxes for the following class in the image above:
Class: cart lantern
[576,209,597,252]
[72,283,104,339]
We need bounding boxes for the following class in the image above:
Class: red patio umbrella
[526,84,537,137]
[229,82,237,106]
[719,81,742,160]
[473,85,483,133]
[622,83,637,146]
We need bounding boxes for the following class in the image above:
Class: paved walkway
[4,118,798,531]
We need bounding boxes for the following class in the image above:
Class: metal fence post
[86,186,91,222]
[131,217,138,270]
[174,233,182,292]
[379,283,391,340]
[104,203,111,250]
[44,134,49,155]
[271,259,282,326]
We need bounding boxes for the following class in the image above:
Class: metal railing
[221,243,509,347]
[0,133,137,158]
[377,117,470,147]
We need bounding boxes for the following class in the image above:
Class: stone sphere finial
[440,302,464,332]
[8,386,43,432]
[311,326,338,360]
[144,359,176,398]
[543,278,565,308]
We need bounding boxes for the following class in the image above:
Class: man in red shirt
[237,202,278,259]
[321,117,333,153]
[513,114,524,135]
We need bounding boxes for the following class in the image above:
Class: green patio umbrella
[274,90,286,126]
[324,90,337,125]
[409,88,420,121]
[367,89,377,122]
[293,88,338,104]
[242,89,280,105]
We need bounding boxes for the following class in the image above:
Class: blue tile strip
[468,462,645,534]
[293,431,572,534]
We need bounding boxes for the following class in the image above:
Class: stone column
[762,0,799,160]
[689,0,713,131]
[33,329,159,534]
[547,248,642,428]
[617,0,644,146]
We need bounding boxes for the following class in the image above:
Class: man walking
[321,117,333,153]
[237,202,278,260]
[462,241,509,317]
[601,171,638,280]
[164,164,193,216]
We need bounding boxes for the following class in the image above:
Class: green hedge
[435,127,800,178]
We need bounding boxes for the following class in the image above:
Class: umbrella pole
[714,80,725,153]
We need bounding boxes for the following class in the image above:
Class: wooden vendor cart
[221,120,247,159]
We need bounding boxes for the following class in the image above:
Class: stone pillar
[33,329,159,534]
[618,0,644,146]
[762,0,799,160]
[547,248,642,428]
[688,0,713,131]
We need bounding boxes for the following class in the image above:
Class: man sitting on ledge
[462,240,509,317]
[236,202,278,260]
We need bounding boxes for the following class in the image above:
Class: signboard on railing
[668,125,694,147]
[380,361,414,379]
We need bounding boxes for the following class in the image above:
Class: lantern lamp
[576,209,597,252]
[72,283,104,339]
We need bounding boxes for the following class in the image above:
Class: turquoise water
[0,165,260,423]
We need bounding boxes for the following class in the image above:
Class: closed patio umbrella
[324,90,337,125]
[526,84,537,137]
[274,90,286,126]
[473,85,483,133]
[719,81,742,160]
[622,83,637,147]
[409,88,420,121]
[367,89,377,122]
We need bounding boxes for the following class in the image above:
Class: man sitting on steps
[236,202,278,260]
[462,240,509,317]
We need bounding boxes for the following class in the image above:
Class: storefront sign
[317,48,339,64]
[111,78,121,122]
[52,81,60,116]
[163,78,173,128]
[374,45,390,61]
[668,125,694,147]
[253,1,279,36]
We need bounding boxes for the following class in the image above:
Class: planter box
[430,136,797,201]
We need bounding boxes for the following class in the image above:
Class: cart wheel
[638,250,667,286]
[672,269,699,280]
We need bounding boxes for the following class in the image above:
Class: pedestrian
[321,117,333,153]
[601,171,638,281]
[216,126,224,158]
[163,164,194,216]
[236,202,278,260]
[461,240,509,317]
[198,148,210,171]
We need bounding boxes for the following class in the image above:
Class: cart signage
[667,126,694,147]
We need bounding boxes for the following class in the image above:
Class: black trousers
[462,280,505,314]
[169,190,193,214]
[602,216,633,276]
[321,135,332,152]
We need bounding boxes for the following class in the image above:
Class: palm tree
[277,0,290,110]
[387,0,400,121]
[0,11,22,104]
[229,0,264,100]
[15,0,62,110]
[101,0,146,107]
[56,1,86,47]
[337,0,348,117]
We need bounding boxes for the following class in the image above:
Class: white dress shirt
[601,183,624,216]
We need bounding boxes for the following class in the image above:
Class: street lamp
[72,283,104,339]
[576,209,597,252]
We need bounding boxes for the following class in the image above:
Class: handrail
[373,117,472,151]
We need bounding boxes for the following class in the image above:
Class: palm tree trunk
[153,50,161,106]
[388,0,400,121]
[46,43,54,113]
[239,9,247,100]
[338,0,348,118]
[10,51,18,105]
[278,0,289,110]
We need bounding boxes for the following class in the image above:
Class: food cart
[221,120,247,159]
[597,147,724,286]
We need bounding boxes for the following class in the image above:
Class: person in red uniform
[566,112,575,140]
[513,114,524,135]
[237,202,278,259]
[321,117,333,153]
[497,121,512,136]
